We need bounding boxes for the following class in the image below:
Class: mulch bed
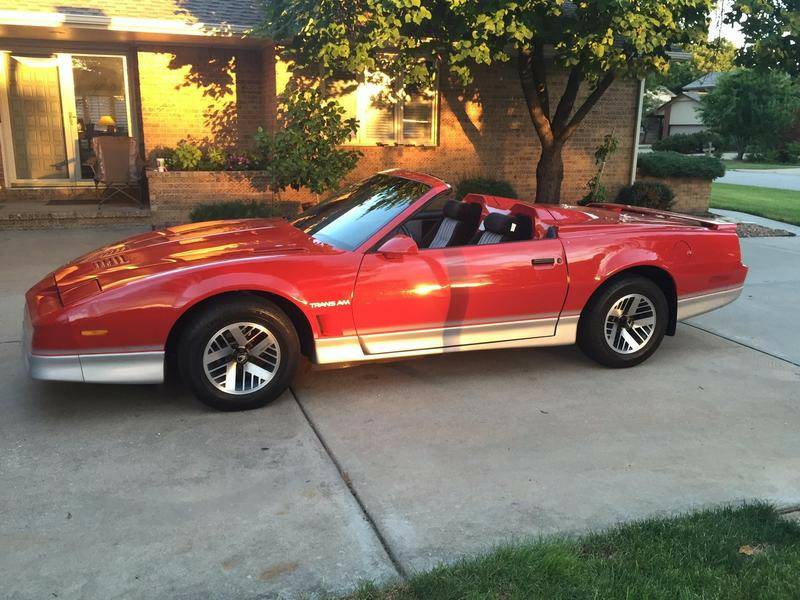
[736,222,795,238]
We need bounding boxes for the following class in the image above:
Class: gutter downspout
[630,78,645,185]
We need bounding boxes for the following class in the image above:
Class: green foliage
[171,140,203,171]
[616,181,675,210]
[264,1,711,91]
[651,131,724,155]
[189,200,299,223]
[164,140,253,171]
[726,0,799,77]
[253,88,360,197]
[454,177,517,201]
[646,38,737,93]
[699,69,800,159]
[264,0,712,204]
[638,151,726,180]
[785,142,800,164]
[346,504,800,600]
[580,133,619,205]
[201,146,228,171]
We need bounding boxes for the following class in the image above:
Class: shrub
[189,200,300,223]
[253,88,360,197]
[637,151,725,179]
[171,141,203,170]
[651,131,723,155]
[616,181,675,210]
[455,177,518,200]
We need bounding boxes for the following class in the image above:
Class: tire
[178,297,300,411]
[577,276,668,368]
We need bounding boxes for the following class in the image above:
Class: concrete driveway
[1,227,799,598]
[717,167,800,191]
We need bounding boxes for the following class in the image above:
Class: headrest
[483,212,532,240]
[444,200,482,224]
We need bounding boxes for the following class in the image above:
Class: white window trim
[345,75,439,148]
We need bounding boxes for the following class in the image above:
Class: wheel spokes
[604,293,657,354]
[203,322,281,395]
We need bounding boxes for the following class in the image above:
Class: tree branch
[531,40,550,121]
[560,71,616,141]
[551,64,583,137]
[517,48,555,146]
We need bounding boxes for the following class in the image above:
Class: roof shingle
[1,0,263,31]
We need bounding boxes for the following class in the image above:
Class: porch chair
[86,136,145,207]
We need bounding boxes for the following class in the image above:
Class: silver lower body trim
[677,285,743,320]
[27,350,165,384]
[315,315,579,365]
[359,316,559,355]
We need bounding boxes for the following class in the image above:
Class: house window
[336,74,438,147]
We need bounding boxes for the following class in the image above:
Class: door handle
[531,257,559,266]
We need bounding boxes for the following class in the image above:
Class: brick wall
[637,175,712,215]
[333,64,638,204]
[136,45,266,158]
[148,170,307,225]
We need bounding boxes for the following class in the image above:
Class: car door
[352,237,568,354]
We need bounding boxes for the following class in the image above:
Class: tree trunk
[536,143,564,204]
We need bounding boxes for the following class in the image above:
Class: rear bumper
[24,306,164,384]
[677,285,744,320]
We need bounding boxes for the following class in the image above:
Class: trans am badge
[309,299,352,309]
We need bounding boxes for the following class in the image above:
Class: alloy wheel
[202,322,281,394]
[604,293,657,354]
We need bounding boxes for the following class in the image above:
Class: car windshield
[292,174,430,251]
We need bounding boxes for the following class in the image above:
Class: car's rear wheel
[578,276,668,368]
[178,297,299,411]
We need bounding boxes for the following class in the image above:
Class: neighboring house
[649,72,720,139]
[0,1,643,223]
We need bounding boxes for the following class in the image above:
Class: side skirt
[315,315,580,365]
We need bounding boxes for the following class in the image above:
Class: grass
[345,504,800,600]
[722,160,800,171]
[711,183,800,226]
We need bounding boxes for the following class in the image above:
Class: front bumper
[24,306,164,384]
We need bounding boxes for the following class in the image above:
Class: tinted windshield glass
[292,174,430,251]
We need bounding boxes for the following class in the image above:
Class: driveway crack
[289,385,408,579]
[683,322,800,367]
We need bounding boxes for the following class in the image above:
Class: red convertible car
[25,170,747,410]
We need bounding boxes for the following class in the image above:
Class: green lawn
[722,160,800,171]
[711,183,800,226]
[346,505,800,600]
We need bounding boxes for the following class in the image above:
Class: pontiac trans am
[24,170,748,410]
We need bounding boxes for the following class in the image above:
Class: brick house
[0,0,644,225]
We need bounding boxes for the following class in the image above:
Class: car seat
[422,200,483,248]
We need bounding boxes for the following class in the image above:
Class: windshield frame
[291,172,448,253]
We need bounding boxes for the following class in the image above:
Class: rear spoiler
[589,203,733,230]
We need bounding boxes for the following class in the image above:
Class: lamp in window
[97,115,116,134]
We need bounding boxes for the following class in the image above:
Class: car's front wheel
[578,276,668,368]
[178,297,299,411]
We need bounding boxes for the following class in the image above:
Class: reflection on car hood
[53,218,334,292]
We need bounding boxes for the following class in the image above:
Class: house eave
[0,9,269,45]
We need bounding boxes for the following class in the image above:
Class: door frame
[0,48,136,187]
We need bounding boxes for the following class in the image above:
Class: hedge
[651,131,723,155]
[637,151,725,180]
[455,177,518,200]
[616,181,675,210]
[189,200,300,223]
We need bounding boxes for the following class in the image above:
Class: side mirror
[376,234,419,259]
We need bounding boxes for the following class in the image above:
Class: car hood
[53,218,331,294]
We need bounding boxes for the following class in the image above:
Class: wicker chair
[85,136,145,207]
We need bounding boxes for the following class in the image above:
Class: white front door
[0,51,134,186]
